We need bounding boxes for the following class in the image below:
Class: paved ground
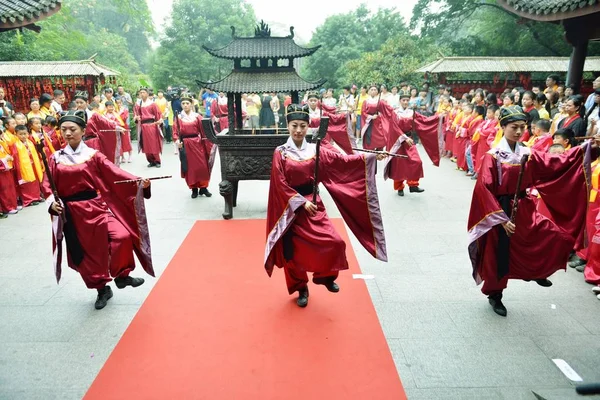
[1,142,599,400]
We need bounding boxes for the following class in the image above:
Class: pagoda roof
[497,0,600,21]
[0,57,120,77]
[0,0,62,32]
[416,56,600,73]
[197,69,325,94]
[203,25,320,60]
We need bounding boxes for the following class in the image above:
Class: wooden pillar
[234,93,243,132]
[566,38,588,93]
[227,92,235,134]
[291,91,299,104]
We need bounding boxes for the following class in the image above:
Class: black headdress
[499,105,527,127]
[58,110,87,129]
[286,104,310,123]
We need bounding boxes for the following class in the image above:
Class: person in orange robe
[134,88,163,167]
[265,104,388,307]
[465,106,484,176]
[455,102,474,172]
[468,106,593,317]
[444,99,460,158]
[0,131,18,216]
[10,125,44,207]
[473,105,499,177]
[173,94,215,198]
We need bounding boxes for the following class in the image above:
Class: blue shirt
[202,92,218,117]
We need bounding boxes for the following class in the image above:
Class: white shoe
[592,286,600,294]
[17,205,23,211]
[597,293,600,300]
[7,209,18,214]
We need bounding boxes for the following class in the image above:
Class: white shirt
[338,94,355,111]
[51,100,63,114]
[280,136,315,161]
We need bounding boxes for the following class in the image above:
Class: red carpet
[85,219,406,400]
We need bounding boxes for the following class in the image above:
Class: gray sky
[147,0,418,42]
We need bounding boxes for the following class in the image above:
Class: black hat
[286,104,310,123]
[499,105,527,127]
[180,93,193,103]
[74,91,88,101]
[58,110,87,128]
[306,91,319,100]
[399,89,410,99]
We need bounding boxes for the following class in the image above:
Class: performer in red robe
[383,91,441,196]
[0,133,18,215]
[455,103,475,172]
[473,105,499,175]
[173,94,215,198]
[360,85,388,150]
[117,98,133,163]
[43,116,65,151]
[305,92,355,154]
[47,110,154,310]
[210,92,229,133]
[467,106,592,317]
[86,109,121,164]
[102,101,127,166]
[134,88,163,167]
[444,100,460,157]
[265,104,388,307]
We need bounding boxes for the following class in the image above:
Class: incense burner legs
[219,180,235,220]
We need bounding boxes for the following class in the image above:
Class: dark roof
[498,0,600,21]
[203,37,320,60]
[0,0,62,31]
[416,56,600,73]
[0,59,120,77]
[197,70,325,94]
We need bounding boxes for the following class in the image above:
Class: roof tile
[0,0,61,24]
[197,70,324,94]
[203,37,320,60]
[416,56,600,73]
[0,59,120,77]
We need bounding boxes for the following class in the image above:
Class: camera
[165,87,182,102]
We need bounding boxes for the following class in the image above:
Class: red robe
[474,119,499,174]
[44,126,66,151]
[579,160,600,284]
[0,138,17,213]
[318,104,356,154]
[134,101,163,159]
[468,116,484,171]
[210,98,229,133]
[86,113,121,164]
[120,108,133,153]
[48,143,154,287]
[360,99,388,150]
[467,142,591,295]
[172,111,215,189]
[265,140,387,292]
[455,115,475,171]
[444,109,458,153]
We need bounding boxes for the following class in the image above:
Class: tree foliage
[340,36,448,87]
[301,5,409,88]
[410,0,600,57]
[0,0,154,85]
[149,0,256,90]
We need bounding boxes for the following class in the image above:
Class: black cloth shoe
[488,293,507,317]
[155,163,161,168]
[95,286,113,310]
[535,279,553,287]
[297,287,309,307]
[397,189,404,197]
[147,162,155,167]
[0,213,7,219]
[409,186,425,193]
[568,256,586,268]
[191,188,199,199]
[199,188,212,197]
[114,276,145,289]
[314,279,340,293]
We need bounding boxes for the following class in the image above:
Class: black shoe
[191,188,199,199]
[114,276,145,289]
[314,279,340,293]
[297,287,309,307]
[0,213,6,219]
[409,186,425,193]
[155,163,161,168]
[397,189,404,197]
[568,256,586,268]
[535,279,553,287]
[95,286,113,310]
[147,162,155,167]
[488,293,507,317]
[199,188,212,197]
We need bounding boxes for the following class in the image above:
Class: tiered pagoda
[198,21,328,219]
[198,21,325,133]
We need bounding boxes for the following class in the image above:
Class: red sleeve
[10,144,23,182]
[172,115,180,141]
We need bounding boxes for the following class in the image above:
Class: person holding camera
[0,88,14,120]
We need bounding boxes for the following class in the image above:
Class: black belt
[293,184,314,197]
[495,192,525,279]
[141,119,156,124]
[62,190,98,266]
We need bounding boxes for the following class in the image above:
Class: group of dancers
[12,83,598,317]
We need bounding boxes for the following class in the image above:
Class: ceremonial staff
[174,108,187,173]
[114,175,172,185]
[313,94,324,204]
[33,141,64,223]
[510,154,529,224]
[352,148,408,158]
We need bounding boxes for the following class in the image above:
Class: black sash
[495,192,525,280]
[141,119,156,124]
[62,190,98,267]
[282,184,315,260]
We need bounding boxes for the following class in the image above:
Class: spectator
[0,87,13,121]
[585,76,600,111]
[544,74,560,94]
[51,89,65,114]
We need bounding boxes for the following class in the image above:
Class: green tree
[410,0,600,57]
[301,5,408,88]
[149,0,256,90]
[340,36,449,87]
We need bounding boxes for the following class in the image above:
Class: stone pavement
[0,144,599,400]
